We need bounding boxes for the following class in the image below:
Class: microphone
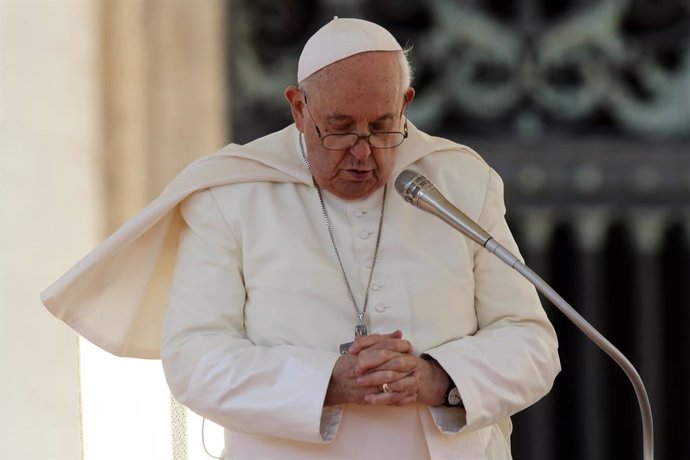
[394,169,654,460]
[395,169,491,246]
[394,169,521,268]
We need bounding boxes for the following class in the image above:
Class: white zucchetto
[297,17,403,83]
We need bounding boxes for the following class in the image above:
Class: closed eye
[369,115,395,132]
[325,113,396,133]
[325,114,355,133]
[330,125,355,133]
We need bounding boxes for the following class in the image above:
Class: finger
[348,330,403,354]
[357,338,413,357]
[358,371,419,394]
[348,331,402,355]
[356,369,409,387]
[362,389,414,406]
[355,352,417,377]
[352,339,413,365]
[365,354,418,375]
[384,373,419,393]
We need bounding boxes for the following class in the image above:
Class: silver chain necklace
[299,133,386,354]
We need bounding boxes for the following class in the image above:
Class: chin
[332,182,381,200]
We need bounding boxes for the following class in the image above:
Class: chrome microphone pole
[395,169,654,460]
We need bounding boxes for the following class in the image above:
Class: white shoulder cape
[41,123,467,358]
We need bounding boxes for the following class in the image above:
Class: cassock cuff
[319,406,344,442]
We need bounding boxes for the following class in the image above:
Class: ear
[284,86,306,132]
[403,87,416,106]
[400,87,415,116]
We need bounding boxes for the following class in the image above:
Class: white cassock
[42,122,560,459]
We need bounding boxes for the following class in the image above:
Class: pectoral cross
[339,313,368,355]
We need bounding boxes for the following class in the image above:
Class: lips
[345,169,373,181]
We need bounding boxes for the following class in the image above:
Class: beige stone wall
[0,0,228,458]
[101,0,229,231]
[0,1,100,458]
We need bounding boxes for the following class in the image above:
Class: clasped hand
[325,330,448,407]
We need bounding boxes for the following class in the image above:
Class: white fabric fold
[40,122,457,358]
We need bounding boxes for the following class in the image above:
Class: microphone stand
[485,238,654,460]
[396,170,654,460]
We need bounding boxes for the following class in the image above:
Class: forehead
[305,51,402,111]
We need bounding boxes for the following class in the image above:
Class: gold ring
[382,382,392,393]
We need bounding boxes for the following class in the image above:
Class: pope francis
[42,17,560,459]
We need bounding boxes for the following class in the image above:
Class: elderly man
[161,18,559,459]
[43,17,559,460]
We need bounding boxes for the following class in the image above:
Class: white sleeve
[161,189,342,443]
[425,169,561,433]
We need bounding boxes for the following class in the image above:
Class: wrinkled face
[286,51,414,200]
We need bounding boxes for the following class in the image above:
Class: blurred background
[2,0,688,459]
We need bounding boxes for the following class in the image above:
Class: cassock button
[364,259,373,269]
[371,283,383,291]
[354,210,367,217]
[375,304,390,313]
[359,230,371,239]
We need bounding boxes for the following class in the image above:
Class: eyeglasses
[302,92,409,150]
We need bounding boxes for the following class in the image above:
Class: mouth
[344,169,374,181]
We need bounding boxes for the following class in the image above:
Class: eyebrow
[325,113,396,127]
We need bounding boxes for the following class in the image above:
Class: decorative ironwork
[230,0,690,141]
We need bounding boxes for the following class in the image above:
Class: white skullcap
[297,17,402,83]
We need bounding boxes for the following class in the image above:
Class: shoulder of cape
[166,123,490,198]
[393,123,490,177]
[39,127,306,350]
[162,127,311,198]
[39,123,494,359]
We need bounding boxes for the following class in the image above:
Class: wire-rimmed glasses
[302,92,409,150]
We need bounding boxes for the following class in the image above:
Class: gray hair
[400,47,414,91]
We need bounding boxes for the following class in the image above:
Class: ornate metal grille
[230,0,690,141]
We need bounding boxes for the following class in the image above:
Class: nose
[349,136,372,161]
